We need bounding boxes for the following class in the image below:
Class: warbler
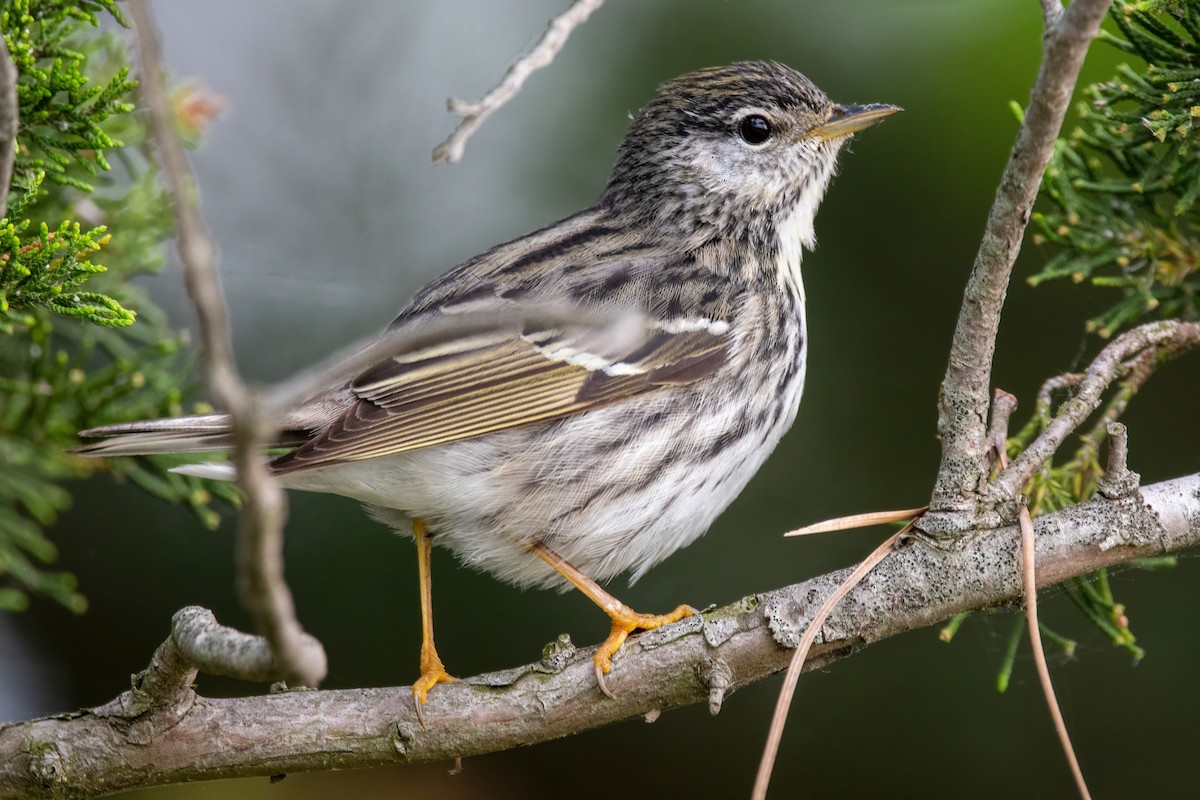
[77,61,898,706]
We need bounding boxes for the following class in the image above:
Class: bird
[76,60,899,707]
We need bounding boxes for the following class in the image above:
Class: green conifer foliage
[1034,0,1200,335]
[0,0,235,613]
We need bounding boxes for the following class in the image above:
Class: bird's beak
[809,103,902,141]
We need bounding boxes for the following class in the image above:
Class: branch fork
[923,0,1114,537]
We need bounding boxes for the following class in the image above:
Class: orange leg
[412,518,456,723]
[528,541,695,699]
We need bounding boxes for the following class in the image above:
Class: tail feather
[73,414,234,457]
[170,462,238,481]
[76,412,311,469]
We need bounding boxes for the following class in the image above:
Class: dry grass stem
[783,506,927,536]
[1019,505,1092,799]
[751,526,910,800]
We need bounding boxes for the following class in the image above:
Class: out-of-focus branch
[988,319,1199,503]
[0,38,19,218]
[126,0,326,688]
[431,0,605,163]
[924,0,1112,535]
[3,473,1197,799]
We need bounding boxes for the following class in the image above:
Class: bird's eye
[738,115,772,145]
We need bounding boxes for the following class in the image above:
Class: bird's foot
[593,603,696,699]
[412,647,457,727]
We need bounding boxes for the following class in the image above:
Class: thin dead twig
[432,0,606,163]
[127,0,326,688]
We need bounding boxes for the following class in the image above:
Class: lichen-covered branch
[431,0,605,163]
[2,473,1196,800]
[126,0,326,688]
[925,0,1113,534]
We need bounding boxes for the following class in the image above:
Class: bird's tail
[74,414,235,457]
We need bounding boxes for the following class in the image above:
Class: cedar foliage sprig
[1033,0,1200,336]
[0,0,237,614]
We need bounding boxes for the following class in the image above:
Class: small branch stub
[1098,422,1139,500]
[699,657,733,716]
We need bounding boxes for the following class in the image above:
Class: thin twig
[1036,372,1084,414]
[127,0,326,688]
[751,526,910,800]
[431,0,606,163]
[0,39,17,219]
[924,0,1112,535]
[989,319,1199,502]
[988,388,1019,467]
[1081,328,1194,448]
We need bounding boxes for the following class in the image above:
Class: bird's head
[602,61,899,250]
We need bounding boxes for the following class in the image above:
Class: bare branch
[126,0,326,688]
[3,473,1197,799]
[431,0,605,164]
[925,0,1112,535]
[988,319,1199,502]
[0,37,19,218]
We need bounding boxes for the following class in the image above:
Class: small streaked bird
[77,61,898,706]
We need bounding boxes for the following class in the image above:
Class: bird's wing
[270,264,732,474]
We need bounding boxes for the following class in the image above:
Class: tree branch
[925,0,1112,534]
[988,319,1199,503]
[126,0,326,688]
[3,473,1196,799]
[431,0,605,164]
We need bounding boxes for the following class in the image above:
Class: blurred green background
[5,0,1199,797]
